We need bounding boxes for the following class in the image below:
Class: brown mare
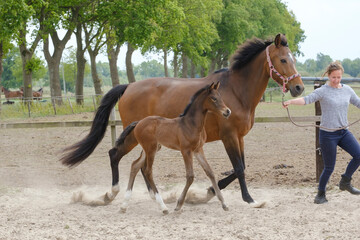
[118,82,231,214]
[20,87,43,100]
[1,86,23,101]
[61,34,304,206]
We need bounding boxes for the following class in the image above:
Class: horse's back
[119,77,209,126]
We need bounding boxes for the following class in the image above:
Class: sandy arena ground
[1,112,360,240]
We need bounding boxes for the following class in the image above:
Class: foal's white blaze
[155,193,169,214]
[288,52,295,64]
[121,190,132,212]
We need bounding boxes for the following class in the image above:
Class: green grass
[0,96,99,121]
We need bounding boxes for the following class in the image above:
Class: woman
[283,61,360,204]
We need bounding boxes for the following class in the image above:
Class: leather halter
[266,45,301,93]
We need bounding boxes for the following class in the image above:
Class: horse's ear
[214,81,220,90]
[208,82,215,91]
[274,34,281,48]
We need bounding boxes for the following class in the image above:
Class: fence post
[315,80,324,182]
[27,100,31,117]
[110,107,116,147]
[67,97,74,114]
[51,98,57,115]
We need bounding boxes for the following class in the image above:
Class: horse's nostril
[295,85,303,92]
[224,109,231,118]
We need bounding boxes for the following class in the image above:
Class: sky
[72,0,360,68]
[284,0,360,62]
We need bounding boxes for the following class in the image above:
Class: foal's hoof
[162,209,169,215]
[222,205,229,211]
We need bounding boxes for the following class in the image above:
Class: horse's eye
[280,59,287,63]
[211,97,217,102]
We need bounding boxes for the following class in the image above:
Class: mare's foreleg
[175,150,194,211]
[194,149,228,211]
[214,135,254,204]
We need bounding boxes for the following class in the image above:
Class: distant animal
[1,86,23,101]
[20,87,43,100]
[3,100,15,105]
[33,88,43,100]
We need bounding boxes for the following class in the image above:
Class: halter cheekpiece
[265,45,301,93]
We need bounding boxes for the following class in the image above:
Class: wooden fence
[2,77,360,181]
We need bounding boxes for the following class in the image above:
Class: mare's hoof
[249,201,266,208]
[162,209,169,215]
[222,205,229,211]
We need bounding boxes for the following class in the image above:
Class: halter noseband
[265,45,301,93]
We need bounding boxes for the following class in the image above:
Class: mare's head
[266,34,304,97]
[204,82,231,119]
[230,33,304,97]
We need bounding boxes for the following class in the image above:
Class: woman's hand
[282,100,291,108]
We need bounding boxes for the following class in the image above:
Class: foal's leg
[194,148,228,211]
[105,130,138,204]
[120,151,146,212]
[175,150,194,211]
[142,145,169,214]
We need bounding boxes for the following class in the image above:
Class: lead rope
[282,92,360,131]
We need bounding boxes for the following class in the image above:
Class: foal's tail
[115,121,138,147]
[60,84,128,167]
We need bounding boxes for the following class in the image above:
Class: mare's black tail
[60,84,128,167]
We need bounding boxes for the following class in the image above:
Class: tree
[208,0,305,73]
[177,0,223,77]
[316,53,333,73]
[106,26,122,86]
[0,0,33,104]
[42,1,81,104]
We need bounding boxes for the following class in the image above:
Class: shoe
[314,190,328,204]
[339,175,360,195]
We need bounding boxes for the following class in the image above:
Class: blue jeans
[318,129,360,191]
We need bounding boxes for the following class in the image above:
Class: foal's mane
[179,85,210,117]
[230,37,286,71]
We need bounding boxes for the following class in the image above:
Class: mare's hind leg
[121,151,146,212]
[194,148,228,211]
[142,145,169,215]
[175,150,194,211]
[105,130,138,204]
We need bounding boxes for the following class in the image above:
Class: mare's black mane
[229,36,288,71]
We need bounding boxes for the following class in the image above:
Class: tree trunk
[75,23,86,105]
[200,67,206,77]
[43,33,70,105]
[190,61,196,78]
[126,42,136,83]
[173,52,178,78]
[88,49,103,96]
[107,41,121,87]
[163,48,168,77]
[208,58,216,75]
[182,53,188,78]
[0,41,3,111]
[18,27,41,103]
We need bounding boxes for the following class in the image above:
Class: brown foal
[117,82,231,214]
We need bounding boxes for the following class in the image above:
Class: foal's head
[204,82,231,119]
